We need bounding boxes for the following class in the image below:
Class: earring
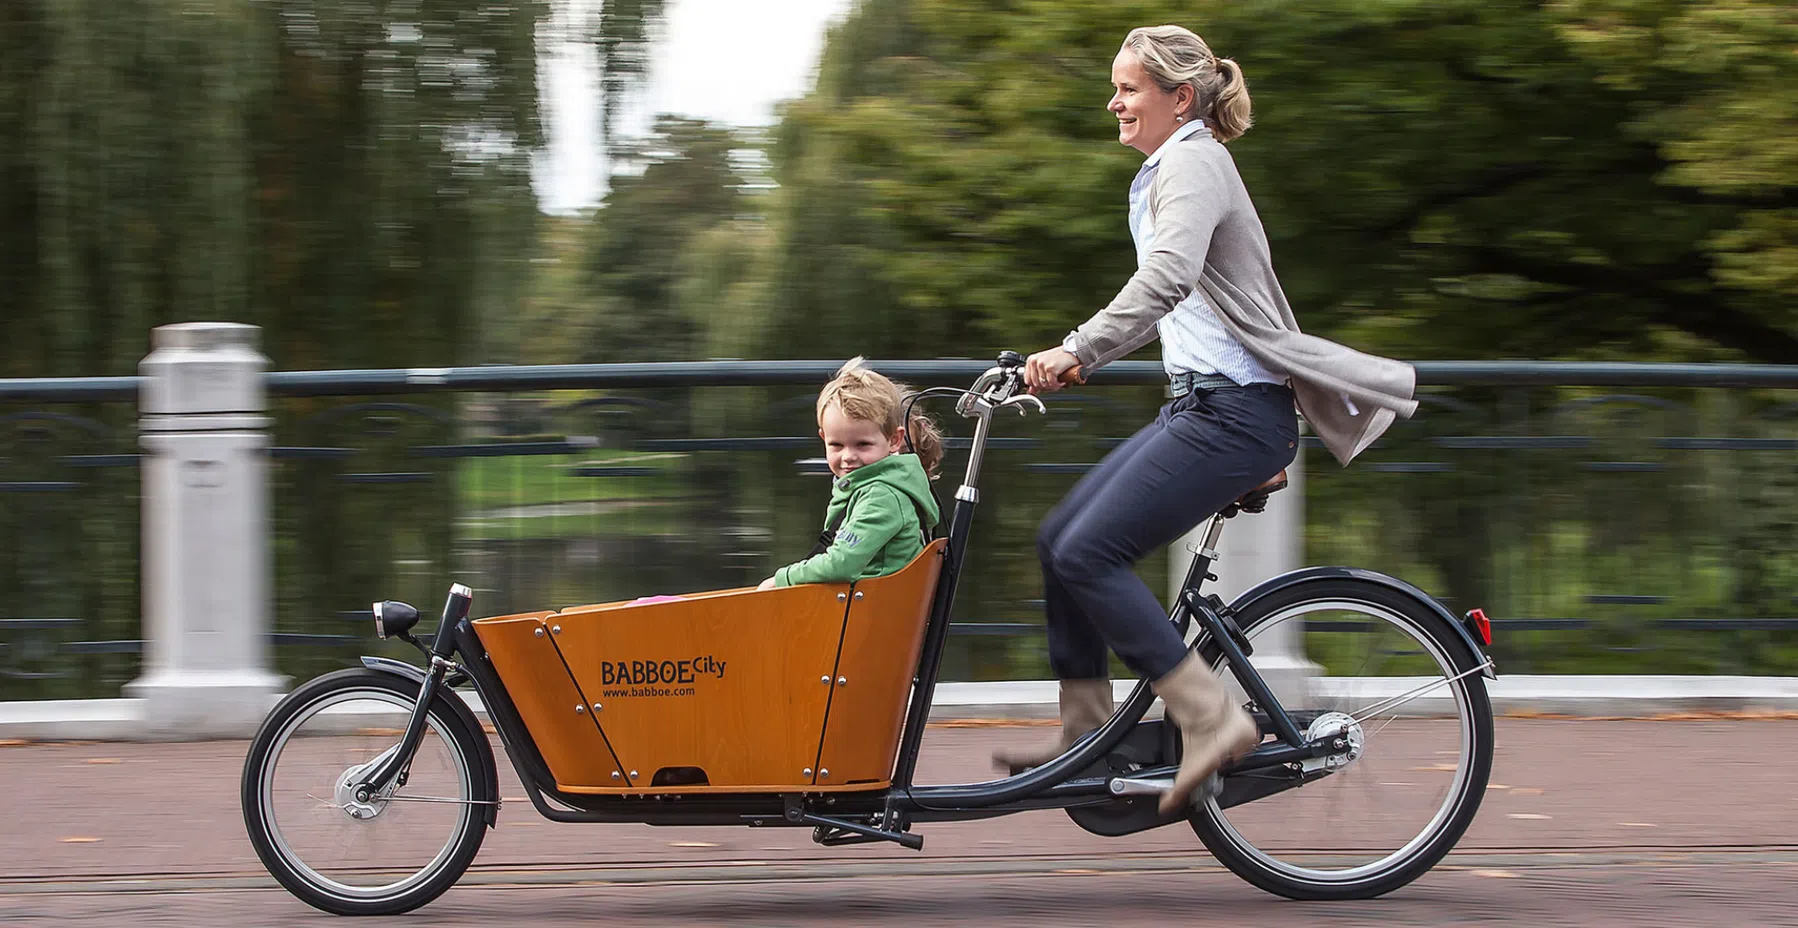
[1175,115,1185,123]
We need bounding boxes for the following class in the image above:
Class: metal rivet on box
[533,627,544,638]
[836,593,846,602]
[837,677,847,686]
[611,771,621,780]
[551,625,562,635]
[802,768,813,777]
[853,591,863,600]
[820,769,829,778]
[575,704,585,714]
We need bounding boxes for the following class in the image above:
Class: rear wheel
[241,669,490,915]
[1189,578,1494,900]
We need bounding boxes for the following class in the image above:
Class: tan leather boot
[991,678,1115,774]
[1153,652,1261,814]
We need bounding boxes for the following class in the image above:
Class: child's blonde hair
[816,356,945,479]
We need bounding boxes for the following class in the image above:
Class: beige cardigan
[1064,132,1416,466]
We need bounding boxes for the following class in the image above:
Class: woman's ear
[1176,84,1195,120]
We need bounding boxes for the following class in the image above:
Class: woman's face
[1109,48,1192,156]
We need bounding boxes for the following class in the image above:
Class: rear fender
[1227,567,1496,678]
[359,656,502,827]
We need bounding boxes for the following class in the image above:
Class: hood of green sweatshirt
[832,453,940,527]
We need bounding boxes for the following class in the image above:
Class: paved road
[3,720,1794,926]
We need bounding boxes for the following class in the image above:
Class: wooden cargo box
[473,540,946,794]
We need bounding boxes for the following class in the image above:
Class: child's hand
[756,577,778,591]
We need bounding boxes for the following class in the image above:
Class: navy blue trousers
[1040,383,1300,681]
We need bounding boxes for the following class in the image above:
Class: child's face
[819,404,903,478]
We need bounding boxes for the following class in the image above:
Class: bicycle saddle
[1221,470,1288,518]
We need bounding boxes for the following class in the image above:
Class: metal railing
[4,358,1797,698]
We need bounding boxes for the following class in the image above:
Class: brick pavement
[5,853,1797,927]
[3,719,1792,882]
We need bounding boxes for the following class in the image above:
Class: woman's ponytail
[1208,57,1253,142]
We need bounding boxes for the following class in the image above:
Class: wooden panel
[549,583,852,792]
[470,612,628,788]
[815,540,947,789]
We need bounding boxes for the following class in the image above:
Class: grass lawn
[458,450,687,508]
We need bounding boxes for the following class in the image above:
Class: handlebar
[952,351,1087,419]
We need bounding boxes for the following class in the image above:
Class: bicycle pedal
[1194,772,1224,806]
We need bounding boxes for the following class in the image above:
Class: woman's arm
[1064,146,1230,370]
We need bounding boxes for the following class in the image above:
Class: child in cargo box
[757,358,943,590]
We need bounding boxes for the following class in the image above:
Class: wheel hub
[333,746,401,822]
[1301,711,1364,772]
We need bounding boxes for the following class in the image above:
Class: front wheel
[241,669,491,915]
[1189,577,1494,900]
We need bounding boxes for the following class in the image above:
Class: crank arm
[1105,737,1333,794]
[1106,761,1331,812]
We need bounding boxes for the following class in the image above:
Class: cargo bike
[241,351,1498,915]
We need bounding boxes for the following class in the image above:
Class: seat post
[1178,513,1229,597]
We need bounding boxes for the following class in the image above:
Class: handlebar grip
[1061,365,1087,385]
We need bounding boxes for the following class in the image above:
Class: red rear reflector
[1465,608,1492,647]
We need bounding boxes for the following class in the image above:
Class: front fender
[1227,567,1496,678]
[358,656,502,826]
[360,655,427,685]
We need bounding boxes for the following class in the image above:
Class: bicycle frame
[352,354,1470,847]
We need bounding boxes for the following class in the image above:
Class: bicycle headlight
[373,600,420,639]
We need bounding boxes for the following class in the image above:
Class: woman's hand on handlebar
[1024,347,1084,394]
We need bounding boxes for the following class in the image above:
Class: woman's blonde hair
[1122,25,1252,143]
[816,356,945,479]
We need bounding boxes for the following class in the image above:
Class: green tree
[0,0,547,376]
[1552,0,1798,311]
[761,0,1798,364]
[575,116,753,363]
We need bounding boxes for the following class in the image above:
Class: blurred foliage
[577,117,753,362]
[734,0,1798,366]
[1554,0,1798,298]
[0,0,548,375]
[0,0,666,376]
[592,0,667,148]
[6,0,1794,371]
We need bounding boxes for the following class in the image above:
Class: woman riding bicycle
[998,24,1420,814]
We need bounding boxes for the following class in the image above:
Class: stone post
[1170,431,1319,707]
[124,323,284,738]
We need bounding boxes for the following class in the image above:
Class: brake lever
[999,393,1046,416]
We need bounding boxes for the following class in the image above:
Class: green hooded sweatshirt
[774,453,942,587]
